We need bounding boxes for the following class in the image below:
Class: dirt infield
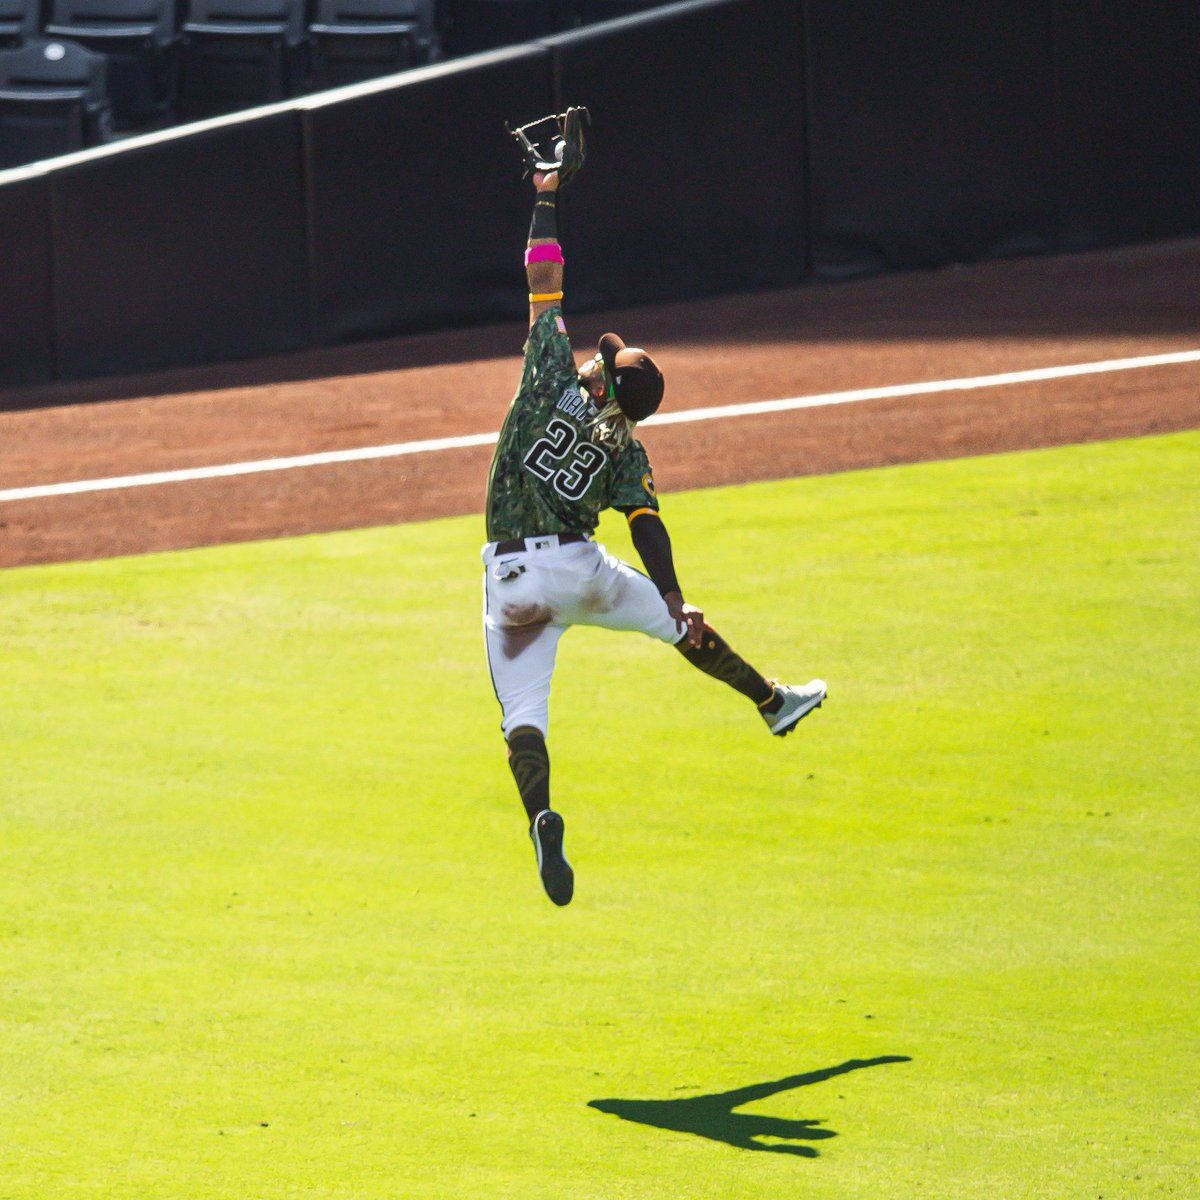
[2,239,1198,569]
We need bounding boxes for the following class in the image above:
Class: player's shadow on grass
[589,1056,910,1157]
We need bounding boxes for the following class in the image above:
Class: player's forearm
[526,254,563,296]
[526,182,563,300]
[628,511,682,598]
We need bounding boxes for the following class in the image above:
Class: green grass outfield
[2,431,1198,1199]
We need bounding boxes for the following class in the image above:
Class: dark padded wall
[307,46,554,344]
[1053,2,1200,248]
[51,112,310,379]
[0,175,55,389]
[3,0,1199,391]
[547,0,808,309]
[803,0,1058,277]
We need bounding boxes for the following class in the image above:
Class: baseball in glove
[506,106,589,187]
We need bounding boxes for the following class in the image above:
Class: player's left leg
[561,545,826,736]
[676,627,826,736]
[674,628,826,735]
[674,625,774,705]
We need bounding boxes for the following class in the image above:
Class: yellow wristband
[529,292,563,303]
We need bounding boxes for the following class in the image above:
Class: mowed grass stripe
[1,431,1197,1199]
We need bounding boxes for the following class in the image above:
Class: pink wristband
[525,243,565,266]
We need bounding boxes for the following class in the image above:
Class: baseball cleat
[762,679,827,736]
[529,809,574,906]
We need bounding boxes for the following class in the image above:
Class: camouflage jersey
[485,307,658,541]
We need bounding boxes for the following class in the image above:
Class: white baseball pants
[482,534,681,736]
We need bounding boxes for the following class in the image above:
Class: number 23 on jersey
[522,417,607,501]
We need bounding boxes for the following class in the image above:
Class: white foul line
[3,347,1198,504]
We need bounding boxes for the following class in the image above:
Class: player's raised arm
[507,106,586,328]
[526,171,564,329]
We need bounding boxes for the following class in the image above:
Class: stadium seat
[179,0,305,117]
[308,0,438,89]
[443,0,563,57]
[0,38,113,168]
[0,0,38,49]
[44,0,180,129]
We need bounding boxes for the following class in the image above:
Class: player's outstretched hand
[533,170,559,192]
[664,591,704,648]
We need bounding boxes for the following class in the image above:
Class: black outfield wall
[306,0,809,343]
[307,45,554,345]
[2,0,1199,394]
[803,0,1059,276]
[546,0,808,309]
[51,111,311,380]
[1053,1,1200,249]
[0,174,55,387]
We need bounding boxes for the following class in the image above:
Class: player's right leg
[482,552,573,905]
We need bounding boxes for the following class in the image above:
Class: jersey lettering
[522,417,608,502]
[554,386,592,422]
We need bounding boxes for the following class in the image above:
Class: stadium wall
[52,112,312,379]
[0,174,55,387]
[1,0,1197,393]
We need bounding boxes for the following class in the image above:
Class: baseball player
[483,165,827,906]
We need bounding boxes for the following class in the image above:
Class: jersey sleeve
[609,440,660,513]
[522,306,574,381]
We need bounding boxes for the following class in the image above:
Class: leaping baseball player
[485,110,827,905]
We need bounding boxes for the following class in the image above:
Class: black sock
[507,728,551,823]
[676,626,775,707]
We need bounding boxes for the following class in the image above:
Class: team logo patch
[642,471,656,497]
[555,316,567,334]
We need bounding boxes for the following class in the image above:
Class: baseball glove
[506,106,589,188]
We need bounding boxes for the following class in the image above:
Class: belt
[492,532,588,555]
